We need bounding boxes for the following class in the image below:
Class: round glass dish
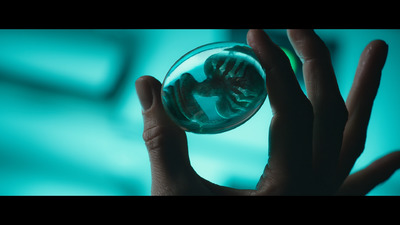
[161,42,267,134]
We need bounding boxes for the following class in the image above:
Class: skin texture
[135,29,400,195]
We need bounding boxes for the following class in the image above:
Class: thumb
[135,76,193,193]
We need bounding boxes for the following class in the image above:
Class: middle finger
[288,29,348,191]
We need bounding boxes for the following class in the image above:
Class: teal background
[0,29,399,195]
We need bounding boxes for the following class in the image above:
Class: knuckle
[142,124,168,151]
[304,42,331,63]
[142,123,185,153]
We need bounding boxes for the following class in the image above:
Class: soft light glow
[281,47,299,73]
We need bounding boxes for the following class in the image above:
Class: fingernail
[135,77,153,111]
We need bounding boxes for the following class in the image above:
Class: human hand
[135,29,400,195]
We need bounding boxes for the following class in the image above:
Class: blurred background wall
[0,29,398,195]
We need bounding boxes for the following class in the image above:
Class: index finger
[247,29,310,114]
[247,29,314,194]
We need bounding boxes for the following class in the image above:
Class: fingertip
[366,39,388,55]
[135,75,163,112]
[136,75,162,94]
[246,29,272,50]
[356,40,389,82]
[138,75,181,134]
[287,29,315,43]
[246,29,261,46]
[246,29,288,68]
[287,28,314,35]
[366,40,389,68]
[369,39,388,50]
[135,76,153,111]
